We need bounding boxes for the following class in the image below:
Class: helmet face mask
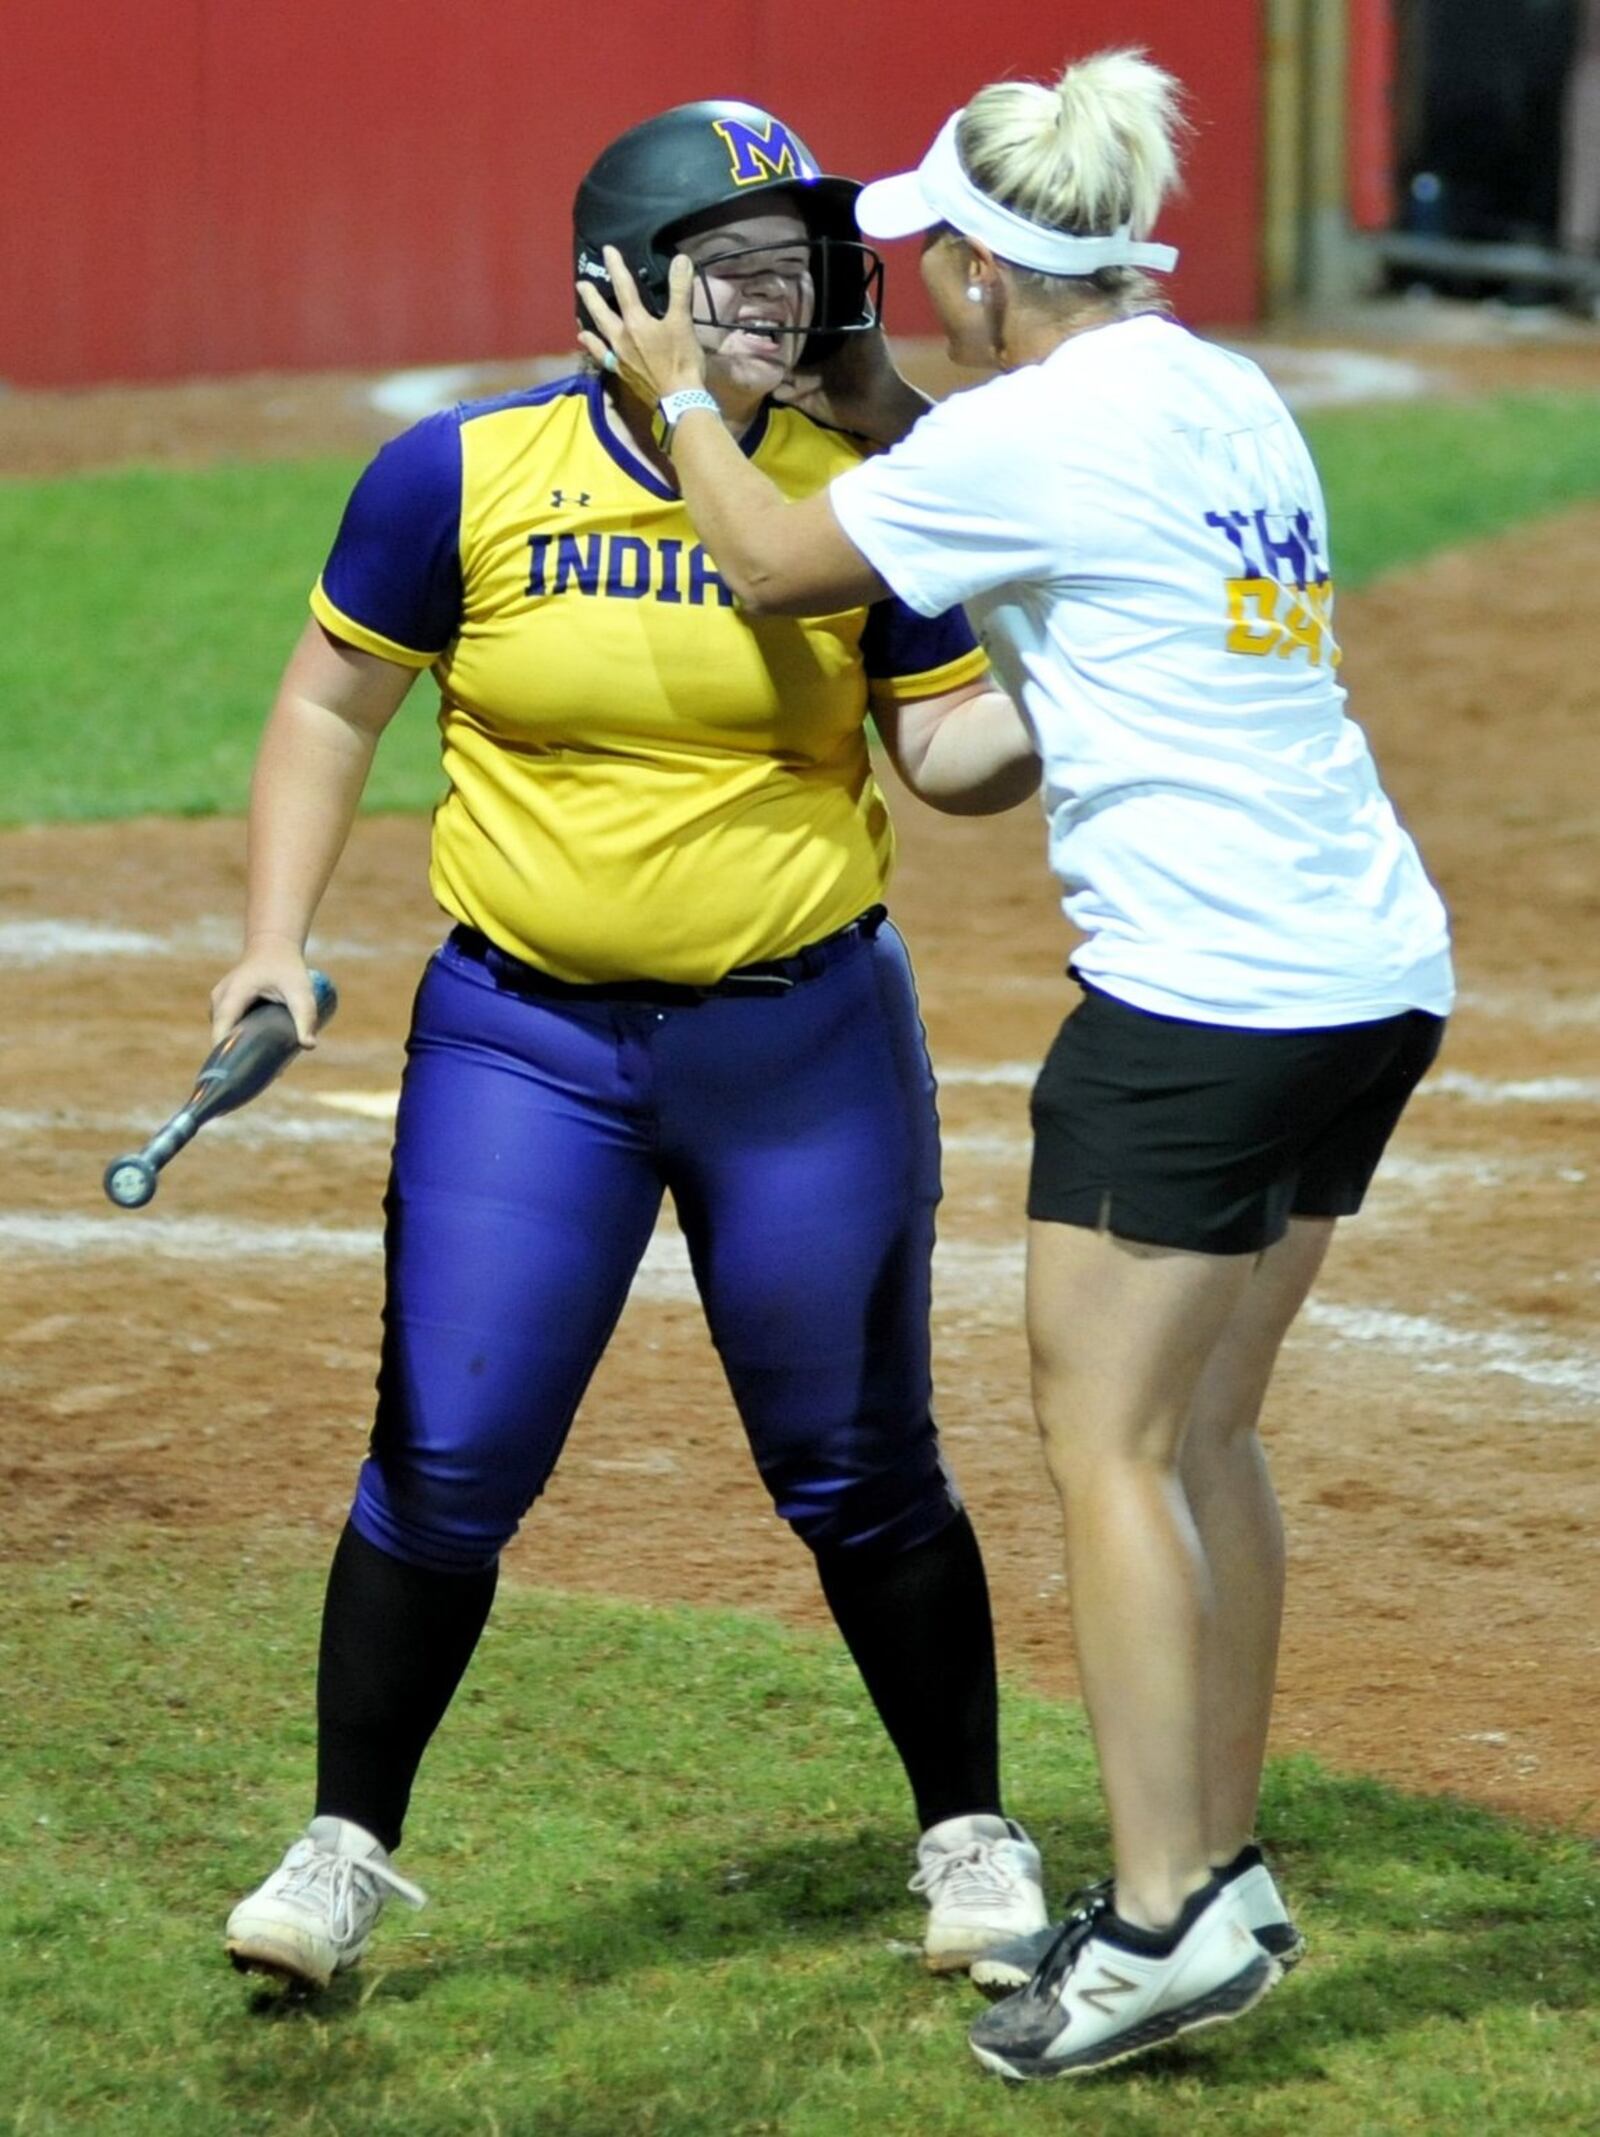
[574,100,884,366]
[664,222,817,359]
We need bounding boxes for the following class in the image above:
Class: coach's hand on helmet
[578,250,706,406]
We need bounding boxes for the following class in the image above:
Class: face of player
[674,210,817,399]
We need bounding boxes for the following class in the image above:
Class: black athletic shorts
[1027,976,1447,1256]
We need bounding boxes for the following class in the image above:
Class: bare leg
[1026,1220,1255,1930]
[1179,1218,1334,1865]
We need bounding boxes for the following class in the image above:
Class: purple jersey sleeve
[319,410,465,657]
[857,593,979,688]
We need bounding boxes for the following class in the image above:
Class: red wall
[1347,0,1399,231]
[2,3,1262,388]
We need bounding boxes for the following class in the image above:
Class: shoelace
[1030,1879,1115,1997]
[908,1836,1027,1911]
[278,1840,427,1936]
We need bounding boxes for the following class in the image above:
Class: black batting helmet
[574,99,883,364]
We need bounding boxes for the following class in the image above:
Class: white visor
[855,113,1178,276]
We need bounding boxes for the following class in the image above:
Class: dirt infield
[3,331,1597,1840]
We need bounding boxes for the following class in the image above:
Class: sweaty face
[675,210,816,389]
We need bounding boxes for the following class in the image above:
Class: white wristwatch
[656,387,720,447]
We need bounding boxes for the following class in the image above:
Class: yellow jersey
[311,373,986,983]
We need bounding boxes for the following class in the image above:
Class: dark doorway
[1394,0,1576,243]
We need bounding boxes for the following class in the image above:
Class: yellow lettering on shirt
[1224,576,1340,668]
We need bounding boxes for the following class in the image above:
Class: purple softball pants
[349,917,958,1573]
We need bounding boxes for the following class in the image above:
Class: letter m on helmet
[712,115,816,187]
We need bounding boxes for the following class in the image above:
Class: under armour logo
[551,490,591,509]
[1077,1968,1139,2016]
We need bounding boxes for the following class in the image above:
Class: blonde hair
[958,49,1184,235]
[955,49,1186,310]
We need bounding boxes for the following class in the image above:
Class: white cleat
[970,1841,1304,1992]
[225,1816,427,1989]
[1229,1848,1307,1970]
[910,1813,1050,1974]
[968,1879,1276,2080]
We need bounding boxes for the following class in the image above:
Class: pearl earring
[966,284,984,304]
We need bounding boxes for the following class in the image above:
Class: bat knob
[308,969,339,1028]
[104,1154,159,1209]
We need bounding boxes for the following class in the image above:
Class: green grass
[0,456,444,825]
[1299,391,1600,586]
[2,1549,1596,2135]
[6,389,1600,825]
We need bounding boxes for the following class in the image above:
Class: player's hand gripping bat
[102,971,338,1209]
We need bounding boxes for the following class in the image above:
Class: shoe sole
[970,1950,1277,2081]
[225,1934,355,1991]
[968,1948,1041,1992]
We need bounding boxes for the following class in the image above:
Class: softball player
[215,100,1049,1991]
[582,51,1454,2080]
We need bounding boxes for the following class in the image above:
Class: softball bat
[102,970,338,1209]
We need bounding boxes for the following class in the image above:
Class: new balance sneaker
[224,1816,427,1989]
[909,1813,1049,1973]
[1220,1841,1306,1970]
[970,1841,1303,1991]
[968,1877,1276,2081]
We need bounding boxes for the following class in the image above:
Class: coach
[583,47,1454,2082]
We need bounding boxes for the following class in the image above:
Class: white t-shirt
[831,315,1454,1028]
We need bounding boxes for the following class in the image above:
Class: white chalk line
[942,1249,1597,1404]
[1358,1150,1588,1191]
[9,921,1596,1036]
[1297,1300,1597,1398]
[0,1211,384,1262]
[363,346,1436,424]
[3,1213,1593,1406]
[7,918,1599,1093]
[1418,1070,1600,1106]
[367,357,575,423]
[948,1143,1590,1194]
[942,1064,1036,1088]
[0,920,420,967]
[0,922,174,961]
[13,1096,1592,1237]
[939,1063,1600,1105]
[368,365,498,421]
[315,1090,400,1121]
[0,1106,389,1145]
[1224,344,1435,410]
[944,1065,1600,1106]
[15,1105,1585,1190]
[41,1054,1600,1114]
[942,1131,1028,1158]
[1453,988,1600,1031]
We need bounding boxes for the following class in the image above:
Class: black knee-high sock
[315,1523,498,1853]
[813,1510,1003,1833]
